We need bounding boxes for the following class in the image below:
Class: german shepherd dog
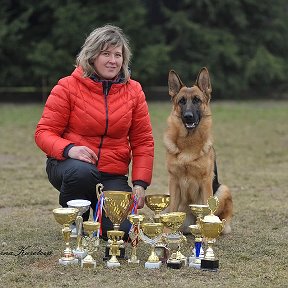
[164,67,233,234]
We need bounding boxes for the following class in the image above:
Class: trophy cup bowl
[140,222,164,269]
[52,207,79,265]
[145,194,170,221]
[189,204,210,222]
[199,215,226,270]
[67,199,91,216]
[81,221,100,268]
[159,212,187,268]
[103,191,133,230]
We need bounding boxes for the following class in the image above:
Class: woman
[35,24,154,240]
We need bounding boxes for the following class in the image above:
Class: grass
[0,101,287,288]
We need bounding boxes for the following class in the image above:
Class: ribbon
[94,192,104,237]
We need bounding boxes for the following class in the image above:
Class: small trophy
[96,184,133,267]
[81,221,100,268]
[139,222,164,269]
[127,214,145,264]
[145,194,170,262]
[159,212,187,269]
[199,197,226,271]
[52,207,79,265]
[67,199,91,260]
[188,204,210,266]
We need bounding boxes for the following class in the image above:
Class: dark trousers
[46,157,132,240]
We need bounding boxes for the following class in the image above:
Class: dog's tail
[215,184,233,234]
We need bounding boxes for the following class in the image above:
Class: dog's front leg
[168,176,181,212]
[200,178,213,205]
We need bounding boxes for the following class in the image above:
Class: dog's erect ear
[196,67,212,100]
[168,70,184,97]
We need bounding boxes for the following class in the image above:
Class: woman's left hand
[132,185,145,209]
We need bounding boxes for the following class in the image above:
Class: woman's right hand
[68,146,98,164]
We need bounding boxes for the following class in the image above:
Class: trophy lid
[202,214,222,223]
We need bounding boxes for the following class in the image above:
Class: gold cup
[127,214,145,264]
[145,194,170,222]
[96,183,133,267]
[159,212,187,268]
[199,196,226,270]
[52,207,79,265]
[81,221,100,268]
[139,222,164,269]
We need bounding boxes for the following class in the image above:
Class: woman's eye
[178,97,186,105]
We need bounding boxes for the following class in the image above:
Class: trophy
[145,194,170,262]
[139,222,164,269]
[127,214,145,264]
[81,221,100,268]
[159,212,187,269]
[188,204,210,266]
[67,199,91,259]
[199,197,226,270]
[145,194,170,223]
[52,207,79,265]
[96,183,133,267]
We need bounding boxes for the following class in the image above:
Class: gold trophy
[127,214,145,264]
[188,204,210,267]
[145,194,170,262]
[67,199,91,260]
[96,183,133,268]
[199,197,226,270]
[159,212,187,269]
[52,207,79,265]
[81,221,100,268]
[139,222,164,269]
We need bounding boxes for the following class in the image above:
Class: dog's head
[168,67,212,131]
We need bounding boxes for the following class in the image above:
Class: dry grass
[0,101,287,288]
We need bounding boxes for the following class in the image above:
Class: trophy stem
[204,240,216,260]
[59,225,78,265]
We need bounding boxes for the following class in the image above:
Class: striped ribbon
[94,193,104,237]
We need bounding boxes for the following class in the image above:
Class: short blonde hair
[76,24,131,82]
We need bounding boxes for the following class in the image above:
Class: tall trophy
[159,212,187,269]
[139,222,164,269]
[127,214,145,264]
[67,199,91,260]
[188,204,210,267]
[96,183,133,268]
[199,197,226,271]
[52,207,79,265]
[145,194,170,262]
[81,221,100,268]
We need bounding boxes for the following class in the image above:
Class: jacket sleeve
[34,78,75,160]
[129,82,154,186]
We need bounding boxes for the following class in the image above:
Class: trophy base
[145,261,162,269]
[155,245,169,263]
[128,259,140,264]
[167,259,183,269]
[107,261,121,268]
[73,250,87,260]
[201,259,219,271]
[59,258,79,266]
[81,259,96,268]
[103,246,126,260]
[189,260,201,269]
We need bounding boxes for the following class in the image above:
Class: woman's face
[93,45,123,80]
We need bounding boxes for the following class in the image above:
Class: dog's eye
[178,97,186,105]
[192,97,201,104]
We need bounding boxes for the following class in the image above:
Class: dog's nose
[184,112,194,122]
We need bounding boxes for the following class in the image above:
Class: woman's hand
[68,146,98,164]
[133,185,145,209]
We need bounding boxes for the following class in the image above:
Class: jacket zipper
[96,81,110,167]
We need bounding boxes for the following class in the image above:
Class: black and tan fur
[164,67,233,234]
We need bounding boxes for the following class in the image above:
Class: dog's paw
[222,223,231,235]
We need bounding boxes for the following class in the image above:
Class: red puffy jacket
[35,67,154,185]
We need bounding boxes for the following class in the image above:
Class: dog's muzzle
[183,112,199,130]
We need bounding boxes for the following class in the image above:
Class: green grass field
[0,101,287,288]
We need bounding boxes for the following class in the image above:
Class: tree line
[1,0,287,99]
